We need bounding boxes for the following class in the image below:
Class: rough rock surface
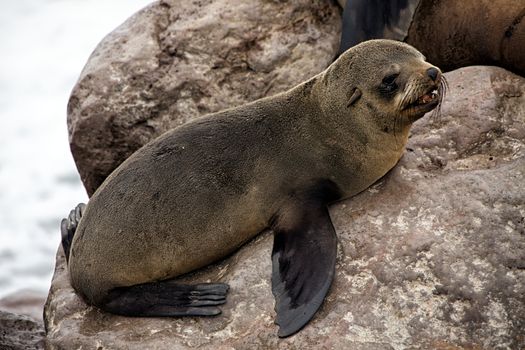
[67,0,341,196]
[0,310,45,350]
[46,66,525,349]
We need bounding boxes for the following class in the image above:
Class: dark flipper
[101,281,229,317]
[60,203,86,263]
[271,180,340,337]
[339,0,420,54]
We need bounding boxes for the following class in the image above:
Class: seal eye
[380,73,399,94]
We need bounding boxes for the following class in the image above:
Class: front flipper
[271,200,338,337]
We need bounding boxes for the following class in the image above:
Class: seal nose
[426,67,439,81]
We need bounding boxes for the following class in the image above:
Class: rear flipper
[60,203,86,263]
[102,280,229,317]
[61,202,229,317]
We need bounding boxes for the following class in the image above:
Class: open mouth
[417,88,439,105]
[406,86,440,112]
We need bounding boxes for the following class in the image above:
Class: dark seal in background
[340,0,525,76]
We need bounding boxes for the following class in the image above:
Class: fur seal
[61,39,445,337]
[339,0,525,76]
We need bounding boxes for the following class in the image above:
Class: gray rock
[0,310,45,350]
[46,66,525,349]
[0,289,47,322]
[67,0,342,196]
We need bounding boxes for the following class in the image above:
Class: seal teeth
[417,89,438,105]
[418,94,432,104]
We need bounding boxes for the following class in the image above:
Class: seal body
[63,39,444,337]
[340,0,525,76]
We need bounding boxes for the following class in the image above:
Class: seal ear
[347,87,362,107]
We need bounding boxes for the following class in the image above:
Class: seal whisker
[401,78,420,109]
[399,83,412,110]
[430,77,447,121]
[392,114,398,143]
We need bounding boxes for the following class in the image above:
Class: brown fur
[406,0,525,76]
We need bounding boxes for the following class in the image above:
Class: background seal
[339,0,525,76]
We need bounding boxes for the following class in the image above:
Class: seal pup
[339,0,525,76]
[61,39,445,337]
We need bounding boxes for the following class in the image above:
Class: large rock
[46,66,525,349]
[68,0,341,196]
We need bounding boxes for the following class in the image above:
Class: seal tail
[60,203,86,263]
